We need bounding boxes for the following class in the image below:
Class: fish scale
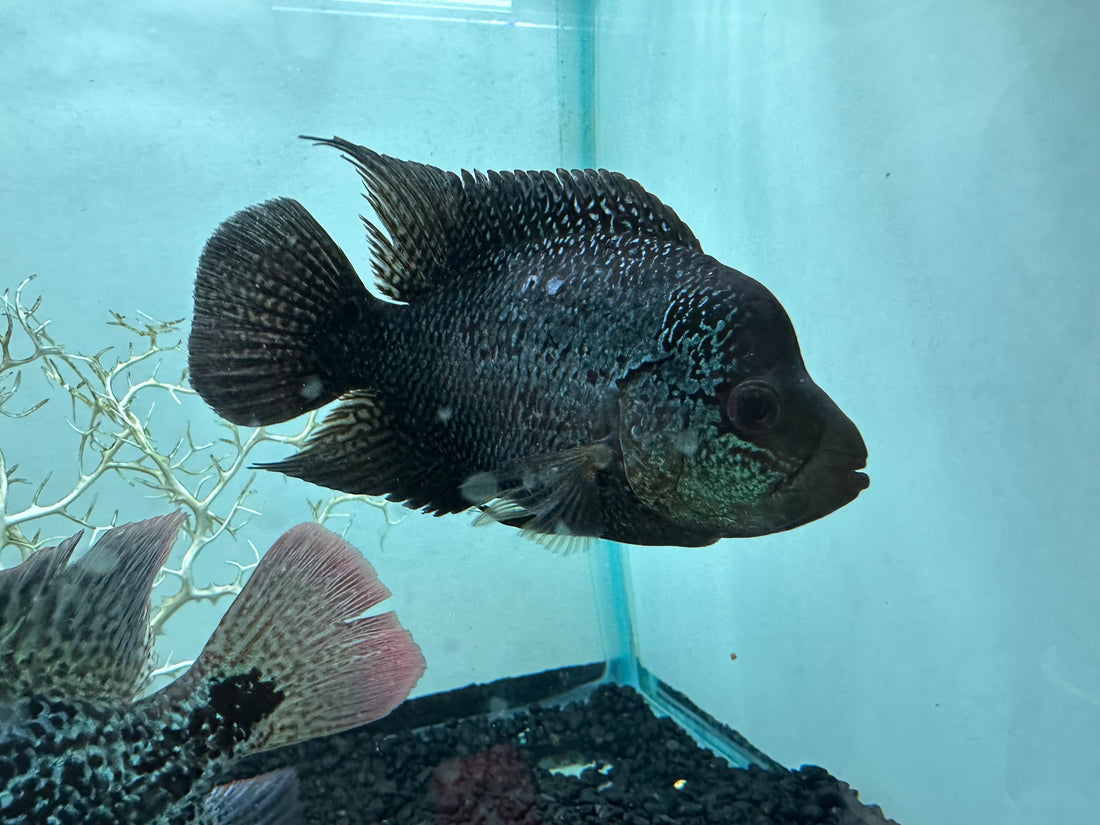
[379,234,664,482]
[2,695,209,823]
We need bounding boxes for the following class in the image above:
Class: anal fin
[257,390,467,513]
[202,768,299,825]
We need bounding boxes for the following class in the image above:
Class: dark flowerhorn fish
[189,137,868,548]
[0,513,424,824]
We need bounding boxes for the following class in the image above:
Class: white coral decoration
[0,276,401,646]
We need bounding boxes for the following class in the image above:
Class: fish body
[189,138,868,547]
[0,514,424,823]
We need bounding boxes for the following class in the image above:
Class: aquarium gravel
[230,676,899,825]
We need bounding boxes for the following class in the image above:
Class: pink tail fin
[173,522,424,755]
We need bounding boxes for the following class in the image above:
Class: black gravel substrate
[230,667,900,825]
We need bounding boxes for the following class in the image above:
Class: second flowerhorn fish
[189,137,869,547]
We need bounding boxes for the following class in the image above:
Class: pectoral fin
[460,441,618,550]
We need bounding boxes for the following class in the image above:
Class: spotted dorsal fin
[0,512,185,702]
[302,135,702,302]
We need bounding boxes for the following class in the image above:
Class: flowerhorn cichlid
[0,513,424,823]
[189,137,868,548]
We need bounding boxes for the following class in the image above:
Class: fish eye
[726,380,781,435]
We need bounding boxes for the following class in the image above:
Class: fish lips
[799,447,869,507]
[746,449,867,537]
[750,377,869,535]
[775,418,869,531]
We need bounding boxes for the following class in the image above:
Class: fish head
[618,272,868,540]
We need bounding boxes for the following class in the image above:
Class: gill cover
[618,358,867,539]
[618,363,801,539]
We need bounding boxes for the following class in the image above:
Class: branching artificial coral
[0,276,402,641]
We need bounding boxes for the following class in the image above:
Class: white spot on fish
[546,277,565,295]
[522,274,539,292]
[671,429,700,456]
[81,547,120,575]
[461,472,500,504]
[436,406,454,423]
[300,375,325,401]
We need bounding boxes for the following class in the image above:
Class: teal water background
[2,3,1098,825]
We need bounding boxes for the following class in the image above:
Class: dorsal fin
[302,135,702,302]
[0,512,185,702]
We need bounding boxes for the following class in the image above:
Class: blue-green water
[1,2,1097,824]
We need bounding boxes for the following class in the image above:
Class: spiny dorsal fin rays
[300,135,702,303]
[0,512,185,703]
[302,137,459,302]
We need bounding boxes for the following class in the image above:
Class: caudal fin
[159,522,424,758]
[189,197,372,426]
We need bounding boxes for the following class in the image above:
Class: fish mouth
[783,378,868,508]
[807,448,869,496]
[777,447,868,496]
[762,449,868,533]
[829,451,869,489]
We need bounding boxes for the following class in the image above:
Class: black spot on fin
[202,768,299,825]
[209,667,285,740]
[158,522,423,756]
[190,197,372,427]
[461,441,617,549]
[0,513,185,702]
[303,135,702,303]
[257,390,468,513]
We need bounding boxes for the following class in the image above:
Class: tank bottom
[230,664,899,825]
